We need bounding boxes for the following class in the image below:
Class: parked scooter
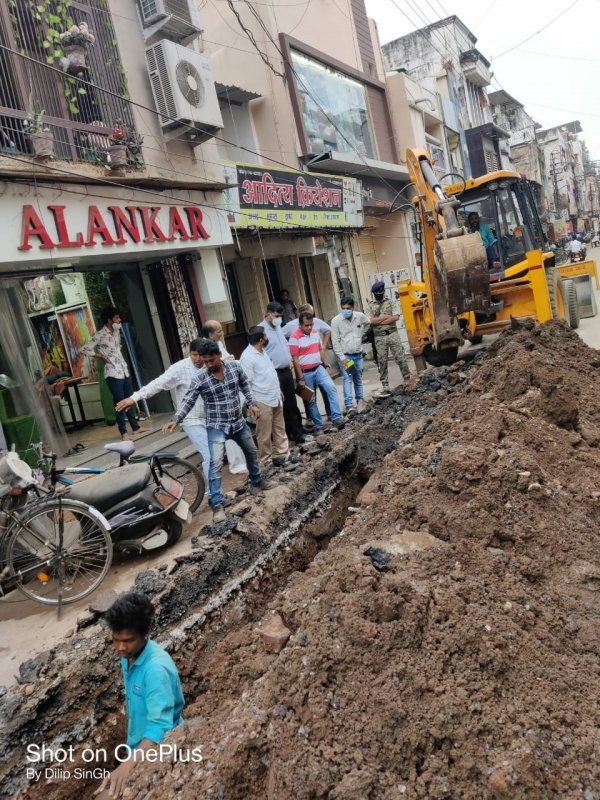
[54,447,189,553]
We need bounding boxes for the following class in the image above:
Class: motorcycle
[63,449,189,553]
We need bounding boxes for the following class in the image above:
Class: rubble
[3,320,600,800]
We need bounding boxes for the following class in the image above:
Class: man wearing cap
[367,281,410,395]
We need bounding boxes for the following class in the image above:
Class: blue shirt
[259,318,292,370]
[121,639,185,748]
[477,223,496,249]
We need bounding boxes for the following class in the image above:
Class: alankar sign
[18,203,211,252]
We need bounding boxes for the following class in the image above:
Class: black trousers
[276,366,304,442]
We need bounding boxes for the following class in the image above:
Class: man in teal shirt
[95,593,184,798]
[468,211,500,269]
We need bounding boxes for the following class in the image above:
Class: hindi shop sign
[222,162,363,229]
[1,190,232,264]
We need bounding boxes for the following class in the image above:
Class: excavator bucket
[435,233,490,317]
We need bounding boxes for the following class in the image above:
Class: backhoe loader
[398,148,584,369]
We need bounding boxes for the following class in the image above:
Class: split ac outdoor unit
[138,0,202,44]
[145,39,223,143]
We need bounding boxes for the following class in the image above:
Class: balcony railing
[0,0,137,166]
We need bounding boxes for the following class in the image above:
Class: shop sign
[222,162,363,229]
[19,204,211,252]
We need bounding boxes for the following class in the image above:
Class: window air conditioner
[145,39,223,143]
[138,0,202,44]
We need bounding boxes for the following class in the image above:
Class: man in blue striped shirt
[163,339,275,523]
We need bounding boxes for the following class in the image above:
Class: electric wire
[492,0,580,60]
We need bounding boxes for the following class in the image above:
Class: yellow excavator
[398,148,585,369]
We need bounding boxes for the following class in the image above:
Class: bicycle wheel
[155,456,205,513]
[5,498,113,605]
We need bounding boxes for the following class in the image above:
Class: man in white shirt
[240,327,290,466]
[115,338,210,479]
[331,295,370,413]
[569,238,583,256]
[201,319,248,475]
[80,306,148,440]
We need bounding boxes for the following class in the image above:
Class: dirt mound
[136,322,600,800]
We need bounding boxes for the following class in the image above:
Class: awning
[303,151,410,183]
[215,83,261,106]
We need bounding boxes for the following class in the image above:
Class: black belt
[302,365,321,373]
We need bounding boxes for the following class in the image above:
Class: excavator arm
[406,148,490,356]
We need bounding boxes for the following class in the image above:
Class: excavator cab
[398,148,579,370]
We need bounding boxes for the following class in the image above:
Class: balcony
[460,48,492,87]
[0,0,137,169]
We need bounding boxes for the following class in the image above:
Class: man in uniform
[367,280,410,395]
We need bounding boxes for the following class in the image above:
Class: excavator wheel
[546,265,566,321]
[562,279,580,329]
[423,344,459,367]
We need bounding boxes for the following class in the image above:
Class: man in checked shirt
[163,339,276,524]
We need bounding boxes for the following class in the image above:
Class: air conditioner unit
[145,39,223,143]
[139,0,202,44]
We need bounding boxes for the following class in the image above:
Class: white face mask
[112,322,122,331]
[273,317,283,328]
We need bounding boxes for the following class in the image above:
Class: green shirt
[367,298,397,335]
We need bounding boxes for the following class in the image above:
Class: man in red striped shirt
[289,312,345,431]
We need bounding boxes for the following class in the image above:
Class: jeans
[303,365,342,429]
[105,376,139,435]
[207,424,262,507]
[182,422,210,479]
[340,353,364,409]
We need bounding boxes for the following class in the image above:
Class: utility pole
[549,151,562,214]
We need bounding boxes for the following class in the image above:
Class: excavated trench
[0,376,454,800]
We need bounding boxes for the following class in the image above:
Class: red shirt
[289,327,322,371]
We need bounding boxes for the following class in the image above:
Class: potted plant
[23,98,53,160]
[108,123,128,171]
[59,22,95,74]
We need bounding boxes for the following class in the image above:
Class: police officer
[367,280,410,395]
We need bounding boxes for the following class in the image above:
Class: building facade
[0,0,232,454]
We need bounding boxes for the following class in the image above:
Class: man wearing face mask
[258,301,306,445]
[331,296,370,414]
[240,326,291,466]
[367,281,411,396]
[80,306,147,440]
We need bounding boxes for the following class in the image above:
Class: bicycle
[33,440,206,514]
[0,454,113,606]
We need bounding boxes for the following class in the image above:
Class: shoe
[332,418,346,429]
[357,399,368,414]
[377,387,391,398]
[249,478,277,495]
[294,434,315,445]
[212,505,226,524]
[344,406,355,414]
[272,458,287,468]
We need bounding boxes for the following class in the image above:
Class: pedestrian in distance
[258,301,307,444]
[240,326,292,467]
[115,337,211,480]
[330,295,370,414]
[80,306,149,441]
[94,592,184,799]
[367,281,411,397]
[201,319,248,476]
[163,339,275,524]
[289,312,345,432]
[279,288,297,324]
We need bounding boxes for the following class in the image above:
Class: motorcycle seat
[68,463,152,512]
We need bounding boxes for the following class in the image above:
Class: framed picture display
[56,305,96,378]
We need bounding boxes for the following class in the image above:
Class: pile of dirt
[127,321,600,800]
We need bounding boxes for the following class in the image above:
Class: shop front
[220,162,364,341]
[0,182,232,461]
